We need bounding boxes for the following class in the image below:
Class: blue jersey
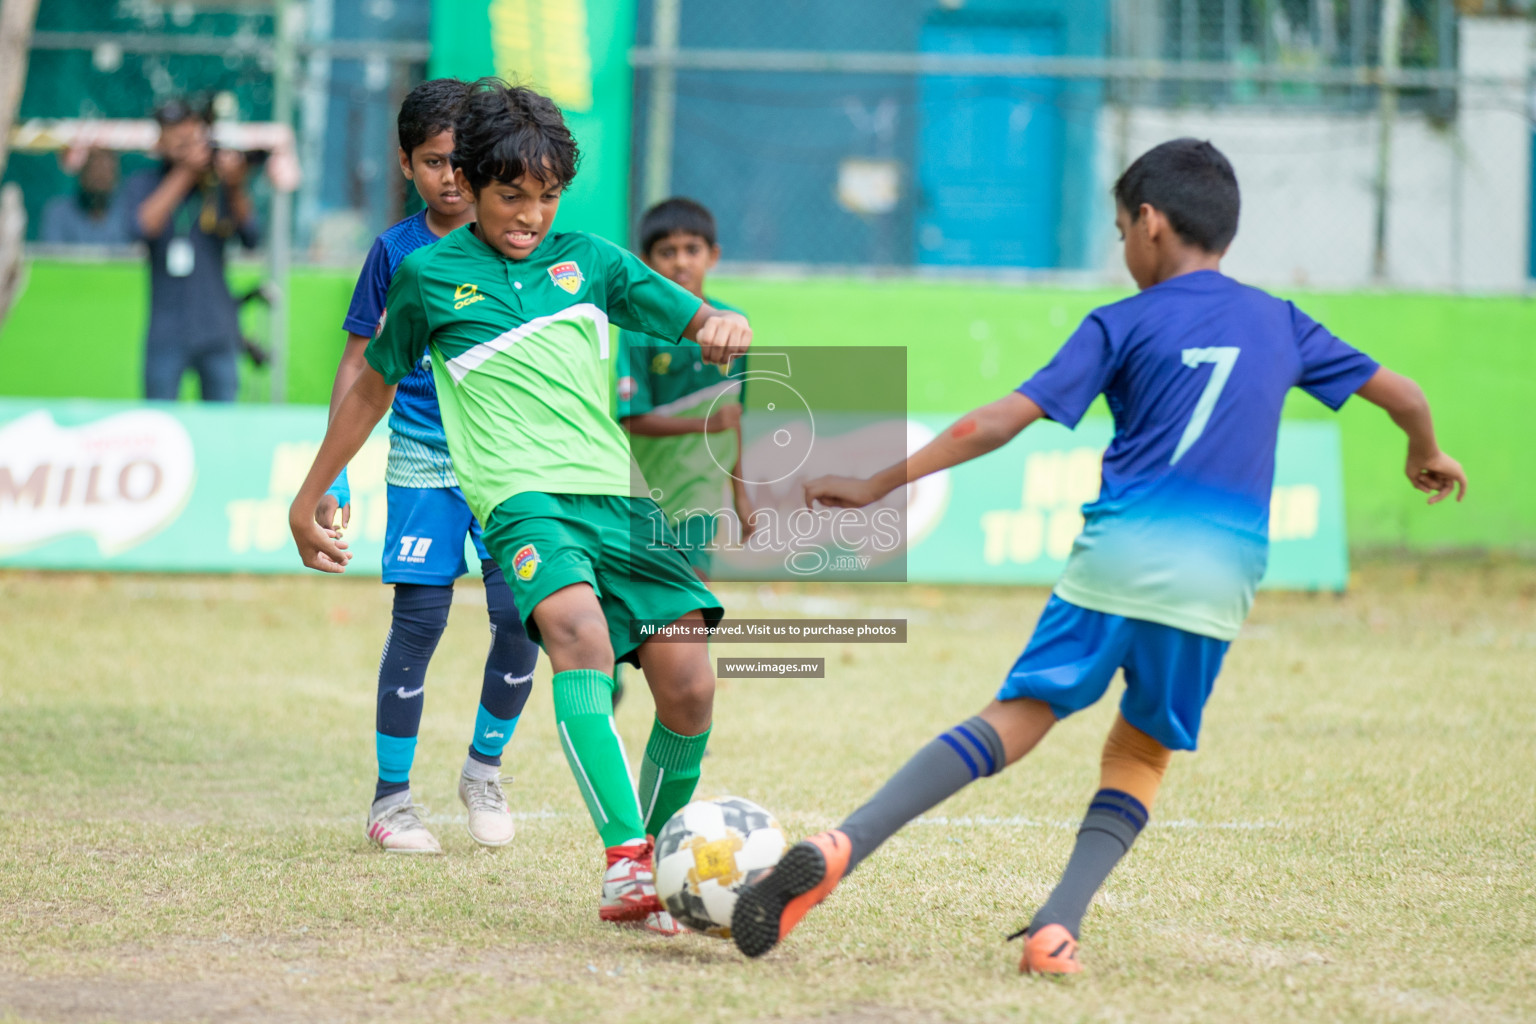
[343,210,456,489]
[1018,270,1379,640]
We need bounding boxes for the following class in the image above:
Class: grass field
[3,561,1534,1023]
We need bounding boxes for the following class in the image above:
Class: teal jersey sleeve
[589,235,702,343]
[365,254,431,386]
[616,331,656,417]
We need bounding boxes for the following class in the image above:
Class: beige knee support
[1099,714,1172,811]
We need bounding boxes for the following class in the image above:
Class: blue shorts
[996,595,1230,751]
[382,484,492,585]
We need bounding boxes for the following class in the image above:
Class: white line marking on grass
[911,815,1285,831]
[313,810,1284,831]
[1154,819,1286,830]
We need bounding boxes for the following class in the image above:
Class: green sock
[638,717,711,836]
[551,669,645,848]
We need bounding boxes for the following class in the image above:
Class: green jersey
[616,296,745,522]
[365,226,702,524]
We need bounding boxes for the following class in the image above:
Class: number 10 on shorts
[398,536,433,560]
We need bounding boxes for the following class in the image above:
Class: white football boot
[366,796,442,854]
[458,771,516,847]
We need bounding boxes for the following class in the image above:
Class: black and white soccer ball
[653,796,788,937]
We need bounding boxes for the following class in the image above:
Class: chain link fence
[630,0,1534,290]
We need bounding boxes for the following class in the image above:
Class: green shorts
[673,512,718,577]
[483,492,724,667]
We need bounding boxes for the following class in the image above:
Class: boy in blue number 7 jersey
[316,79,539,855]
[730,138,1468,971]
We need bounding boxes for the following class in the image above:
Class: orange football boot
[731,829,851,958]
[1017,923,1082,975]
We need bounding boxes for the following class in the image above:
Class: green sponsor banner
[0,399,1346,590]
[430,0,636,245]
[904,415,1348,590]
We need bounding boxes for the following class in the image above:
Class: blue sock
[467,559,539,767]
[374,583,452,803]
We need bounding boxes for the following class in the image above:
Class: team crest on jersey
[512,544,540,581]
[650,352,672,374]
[549,261,584,295]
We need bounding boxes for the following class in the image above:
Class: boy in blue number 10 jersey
[315,79,540,855]
[730,139,1468,971]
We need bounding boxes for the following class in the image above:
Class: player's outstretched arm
[288,366,397,572]
[684,303,751,367]
[313,332,373,531]
[622,403,739,438]
[805,392,1045,509]
[1355,367,1467,504]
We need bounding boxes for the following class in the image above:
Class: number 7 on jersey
[1170,346,1240,465]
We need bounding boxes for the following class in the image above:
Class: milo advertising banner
[0,400,397,574]
[0,399,1348,589]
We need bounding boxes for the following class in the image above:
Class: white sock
[461,755,499,782]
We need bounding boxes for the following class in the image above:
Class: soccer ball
[653,796,788,937]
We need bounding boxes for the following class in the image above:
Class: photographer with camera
[121,98,261,402]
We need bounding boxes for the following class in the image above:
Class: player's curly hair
[397,78,471,156]
[452,78,580,192]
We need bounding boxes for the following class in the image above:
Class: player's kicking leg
[529,583,663,925]
[457,554,539,847]
[626,610,718,935]
[731,697,1053,957]
[1010,714,1170,974]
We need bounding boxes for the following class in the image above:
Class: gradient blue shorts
[382,484,492,585]
[996,595,1230,751]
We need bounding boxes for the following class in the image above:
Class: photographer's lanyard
[165,179,224,278]
[166,195,196,278]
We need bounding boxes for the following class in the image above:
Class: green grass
[2,563,1535,1022]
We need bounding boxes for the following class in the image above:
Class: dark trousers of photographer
[144,334,239,402]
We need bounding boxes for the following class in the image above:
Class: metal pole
[268,0,297,403]
[1371,0,1404,282]
[1180,0,1196,103]
[0,0,40,331]
[641,0,680,211]
[295,0,333,254]
[1349,0,1366,107]
[1223,0,1238,102]
[0,0,41,181]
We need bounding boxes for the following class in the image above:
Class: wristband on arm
[326,467,351,511]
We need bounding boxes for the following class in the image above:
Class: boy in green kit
[288,80,752,931]
[618,197,754,581]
